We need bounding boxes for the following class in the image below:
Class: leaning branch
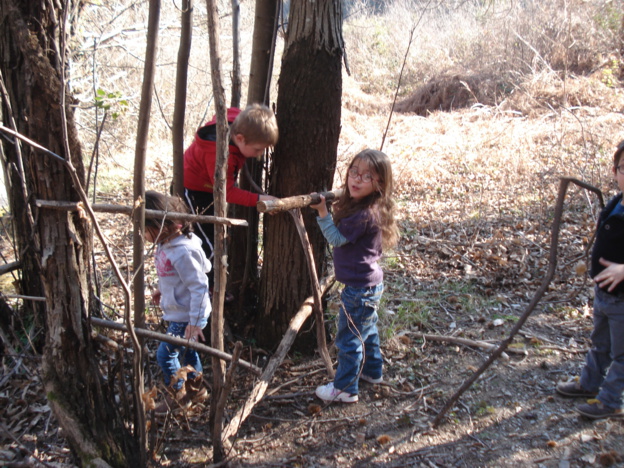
[289,208,334,377]
[431,177,603,427]
[222,275,335,444]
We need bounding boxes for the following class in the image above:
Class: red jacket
[183,107,259,207]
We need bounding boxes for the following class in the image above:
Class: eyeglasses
[348,167,375,183]
[617,164,624,175]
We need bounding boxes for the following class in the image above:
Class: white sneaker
[315,382,358,403]
[360,374,383,384]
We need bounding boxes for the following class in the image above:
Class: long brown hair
[145,190,192,237]
[333,149,399,249]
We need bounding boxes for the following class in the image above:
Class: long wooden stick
[89,317,261,375]
[0,261,20,276]
[35,200,248,227]
[289,209,334,377]
[222,276,335,443]
[431,177,603,427]
[256,189,343,213]
[213,342,242,460]
[403,332,520,360]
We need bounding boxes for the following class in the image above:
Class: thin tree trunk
[172,0,193,197]
[204,0,229,461]
[227,0,278,324]
[132,0,161,461]
[230,0,242,108]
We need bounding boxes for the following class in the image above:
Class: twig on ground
[266,368,326,396]
[401,331,521,360]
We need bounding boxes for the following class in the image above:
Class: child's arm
[310,194,348,247]
[594,257,624,291]
[151,288,161,306]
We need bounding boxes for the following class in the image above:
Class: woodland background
[2,0,624,466]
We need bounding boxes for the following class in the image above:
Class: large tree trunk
[0,1,139,465]
[258,0,343,350]
[0,0,47,349]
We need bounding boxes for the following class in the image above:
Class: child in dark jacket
[555,140,624,419]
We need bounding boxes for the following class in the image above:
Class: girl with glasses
[310,149,399,403]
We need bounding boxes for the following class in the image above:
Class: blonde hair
[230,103,279,146]
[333,149,400,250]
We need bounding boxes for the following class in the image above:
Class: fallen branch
[256,189,343,214]
[539,345,587,354]
[431,177,603,427]
[222,276,335,444]
[401,331,526,360]
[89,317,261,375]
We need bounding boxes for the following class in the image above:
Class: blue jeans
[333,283,384,395]
[580,286,624,409]
[156,321,202,390]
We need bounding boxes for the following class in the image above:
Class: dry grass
[343,0,622,99]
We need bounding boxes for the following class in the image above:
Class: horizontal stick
[257,189,343,213]
[404,331,516,360]
[0,261,20,276]
[35,200,248,227]
[90,317,261,375]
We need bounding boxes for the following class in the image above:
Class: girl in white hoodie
[145,190,212,394]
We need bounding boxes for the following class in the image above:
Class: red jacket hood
[202,107,241,127]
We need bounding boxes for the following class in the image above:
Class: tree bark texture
[258,0,343,349]
[0,1,138,465]
[227,0,277,329]
[0,0,47,346]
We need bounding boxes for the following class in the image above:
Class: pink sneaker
[315,382,358,403]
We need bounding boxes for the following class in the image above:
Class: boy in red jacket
[183,104,278,262]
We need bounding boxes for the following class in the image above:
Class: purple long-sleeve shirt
[332,208,383,288]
